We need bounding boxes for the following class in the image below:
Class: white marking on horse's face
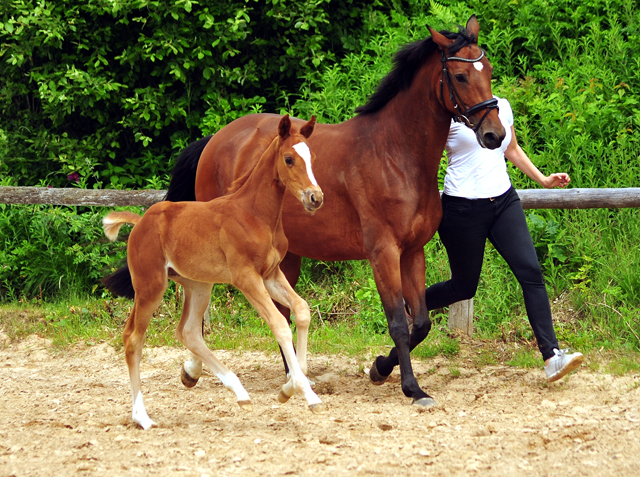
[292,142,318,186]
[473,62,484,72]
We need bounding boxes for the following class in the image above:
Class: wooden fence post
[448,299,473,336]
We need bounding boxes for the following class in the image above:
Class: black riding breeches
[425,186,559,361]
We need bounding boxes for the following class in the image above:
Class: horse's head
[276,114,324,213]
[429,15,505,149]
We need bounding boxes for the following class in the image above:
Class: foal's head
[429,15,505,149]
[276,114,323,213]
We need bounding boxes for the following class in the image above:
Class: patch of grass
[448,366,461,378]
[604,354,640,376]
[0,298,127,349]
[472,349,499,367]
[506,347,540,369]
[412,327,460,359]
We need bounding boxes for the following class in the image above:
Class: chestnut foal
[102,115,323,429]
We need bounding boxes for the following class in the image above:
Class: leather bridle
[439,49,498,133]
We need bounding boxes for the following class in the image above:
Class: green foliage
[1,0,640,358]
[0,203,129,300]
[0,0,405,188]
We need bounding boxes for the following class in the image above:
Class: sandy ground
[0,333,639,477]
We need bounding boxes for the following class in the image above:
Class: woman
[428,96,583,381]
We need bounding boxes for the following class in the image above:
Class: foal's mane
[227,134,281,194]
[355,26,476,116]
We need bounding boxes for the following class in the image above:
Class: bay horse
[102,115,324,429]
[163,16,505,406]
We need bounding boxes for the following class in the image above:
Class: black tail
[102,264,135,300]
[164,135,212,202]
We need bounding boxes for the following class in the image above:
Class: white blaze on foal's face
[473,61,484,72]
[292,142,318,186]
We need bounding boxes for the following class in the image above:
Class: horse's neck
[228,139,286,228]
[396,57,450,149]
[360,54,451,180]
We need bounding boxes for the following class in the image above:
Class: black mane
[355,26,477,116]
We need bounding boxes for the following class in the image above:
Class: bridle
[439,49,498,133]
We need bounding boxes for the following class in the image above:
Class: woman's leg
[425,195,491,310]
[487,189,559,361]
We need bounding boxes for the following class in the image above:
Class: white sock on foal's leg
[216,371,252,410]
[132,392,156,430]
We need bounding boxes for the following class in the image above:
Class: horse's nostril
[482,132,503,149]
[310,193,316,204]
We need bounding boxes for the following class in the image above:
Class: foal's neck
[228,137,287,228]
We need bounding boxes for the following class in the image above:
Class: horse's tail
[103,211,142,242]
[102,264,135,300]
[164,135,212,202]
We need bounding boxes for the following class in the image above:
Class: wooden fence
[2,185,640,336]
[2,186,640,209]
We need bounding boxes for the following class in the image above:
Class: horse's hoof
[309,403,325,413]
[237,400,253,412]
[413,397,436,407]
[277,389,292,403]
[369,361,390,386]
[181,365,200,388]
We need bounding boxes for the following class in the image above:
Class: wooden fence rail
[2,185,640,336]
[2,186,640,209]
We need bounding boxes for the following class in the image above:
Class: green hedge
[0,0,404,188]
[1,0,639,350]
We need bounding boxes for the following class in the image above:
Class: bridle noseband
[440,49,498,133]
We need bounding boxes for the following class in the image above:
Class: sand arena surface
[0,333,639,476]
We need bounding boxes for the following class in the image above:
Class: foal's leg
[124,287,165,430]
[273,252,303,375]
[264,268,313,399]
[179,254,303,387]
[175,279,252,411]
[236,273,323,412]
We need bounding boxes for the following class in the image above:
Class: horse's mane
[355,26,476,115]
[227,134,281,194]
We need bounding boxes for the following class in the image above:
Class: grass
[2,292,639,376]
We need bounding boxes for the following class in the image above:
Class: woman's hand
[542,173,570,189]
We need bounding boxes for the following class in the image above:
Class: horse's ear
[466,15,479,42]
[428,26,456,50]
[300,115,316,139]
[279,114,291,139]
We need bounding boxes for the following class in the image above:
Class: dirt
[0,333,639,477]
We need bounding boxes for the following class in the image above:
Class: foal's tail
[102,211,142,300]
[103,211,142,242]
[164,135,212,202]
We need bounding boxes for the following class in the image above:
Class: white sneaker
[545,348,584,382]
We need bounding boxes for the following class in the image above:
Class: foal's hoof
[237,400,253,412]
[180,365,200,388]
[309,403,325,413]
[277,389,292,403]
[413,397,437,407]
[368,361,390,386]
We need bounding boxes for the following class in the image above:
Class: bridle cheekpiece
[440,49,498,133]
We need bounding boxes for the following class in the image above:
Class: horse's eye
[285,156,294,166]
[455,74,467,83]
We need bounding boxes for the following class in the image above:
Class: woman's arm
[504,125,570,189]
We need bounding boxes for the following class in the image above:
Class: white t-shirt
[443,97,514,199]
